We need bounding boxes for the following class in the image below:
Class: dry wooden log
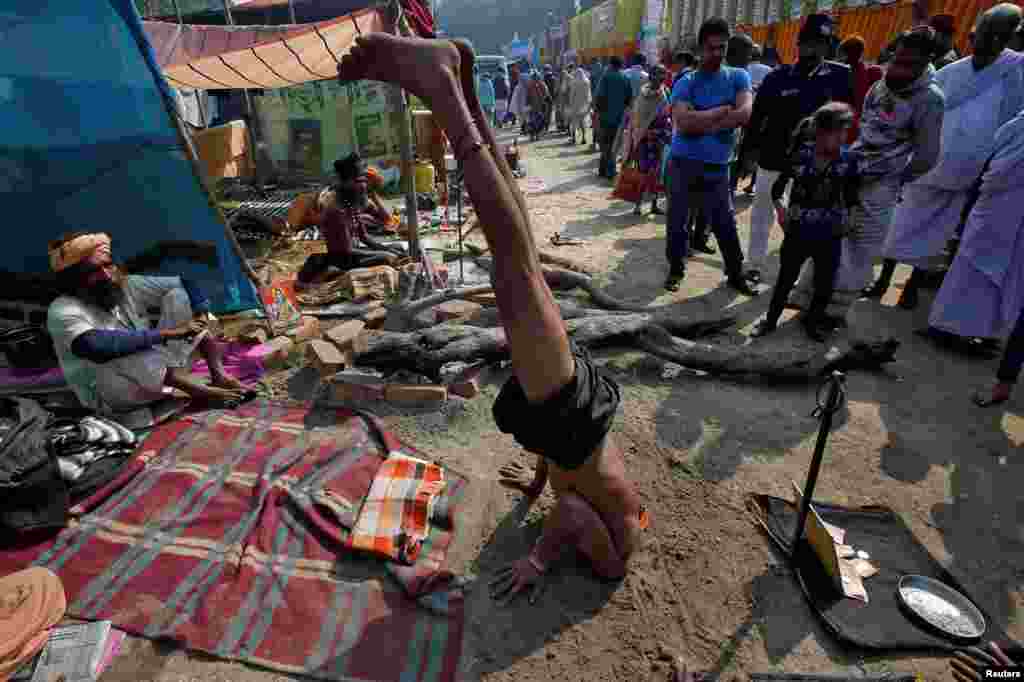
[635,325,900,383]
[352,316,899,383]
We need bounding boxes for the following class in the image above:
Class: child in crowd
[752,102,861,342]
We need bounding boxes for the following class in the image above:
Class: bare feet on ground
[211,373,250,393]
[337,34,461,109]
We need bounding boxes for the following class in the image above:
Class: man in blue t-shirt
[665,18,756,294]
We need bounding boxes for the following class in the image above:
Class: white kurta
[929,108,1024,340]
[884,51,1024,267]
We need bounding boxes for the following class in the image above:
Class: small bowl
[897,574,986,643]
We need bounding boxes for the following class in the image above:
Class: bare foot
[167,369,245,406]
[211,372,250,393]
[337,34,461,110]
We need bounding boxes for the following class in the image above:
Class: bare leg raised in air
[338,35,646,604]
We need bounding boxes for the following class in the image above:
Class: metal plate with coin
[897,574,986,642]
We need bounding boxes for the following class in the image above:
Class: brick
[306,339,351,377]
[385,384,448,406]
[352,330,380,356]
[325,319,366,351]
[291,315,321,342]
[326,374,386,403]
[257,336,294,370]
[341,265,399,301]
[435,300,483,323]
[364,307,388,329]
[449,378,479,399]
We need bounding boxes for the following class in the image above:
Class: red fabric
[0,402,467,682]
[849,61,884,143]
[401,0,435,38]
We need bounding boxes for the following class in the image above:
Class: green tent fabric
[1,0,259,314]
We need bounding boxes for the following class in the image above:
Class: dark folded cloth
[493,344,620,470]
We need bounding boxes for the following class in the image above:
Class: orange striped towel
[345,453,446,565]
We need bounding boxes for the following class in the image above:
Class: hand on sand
[498,461,545,498]
[337,34,461,110]
[951,642,1018,681]
[490,558,545,606]
[669,657,700,681]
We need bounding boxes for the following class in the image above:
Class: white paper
[32,621,111,682]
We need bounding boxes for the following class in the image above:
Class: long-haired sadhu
[334,30,655,643]
[46,233,253,416]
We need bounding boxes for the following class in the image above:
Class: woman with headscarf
[565,65,592,145]
[620,64,670,215]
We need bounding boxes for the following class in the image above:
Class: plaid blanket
[346,453,446,565]
[0,401,467,682]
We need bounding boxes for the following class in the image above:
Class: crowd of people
[497,4,1024,405]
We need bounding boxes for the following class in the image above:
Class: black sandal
[972,390,1010,408]
[750,319,777,338]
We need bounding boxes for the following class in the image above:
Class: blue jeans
[998,306,1024,384]
[666,156,745,276]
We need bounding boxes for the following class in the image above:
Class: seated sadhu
[336,34,647,605]
[295,153,406,291]
[46,232,252,414]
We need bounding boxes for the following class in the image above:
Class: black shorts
[492,345,621,470]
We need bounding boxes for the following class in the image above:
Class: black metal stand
[790,371,846,560]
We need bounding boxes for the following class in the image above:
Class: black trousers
[297,249,396,284]
[766,233,842,324]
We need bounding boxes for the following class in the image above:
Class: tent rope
[279,38,334,80]
[217,55,272,89]
[313,24,341,63]
[188,62,233,89]
[249,46,302,85]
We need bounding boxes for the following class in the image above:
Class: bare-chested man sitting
[295,153,406,291]
[337,34,647,604]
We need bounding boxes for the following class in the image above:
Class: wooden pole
[221,0,264,183]
[394,10,422,260]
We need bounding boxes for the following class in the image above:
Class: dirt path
[428,129,1024,682]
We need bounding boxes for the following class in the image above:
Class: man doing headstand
[337,32,647,604]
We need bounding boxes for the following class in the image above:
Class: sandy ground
[98,126,1023,681]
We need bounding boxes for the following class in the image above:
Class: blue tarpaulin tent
[0,0,259,314]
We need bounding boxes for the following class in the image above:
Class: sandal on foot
[898,287,919,309]
[972,390,1010,408]
[750,319,777,337]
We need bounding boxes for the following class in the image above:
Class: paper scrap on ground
[792,482,876,603]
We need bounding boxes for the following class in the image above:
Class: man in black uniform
[738,13,854,285]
